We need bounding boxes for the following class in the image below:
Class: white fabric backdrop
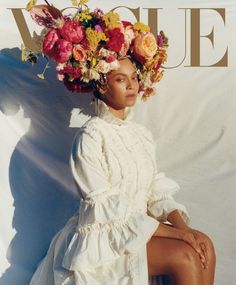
[0,1,235,284]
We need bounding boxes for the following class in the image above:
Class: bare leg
[147,236,205,285]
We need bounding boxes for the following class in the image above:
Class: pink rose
[53,39,73,63]
[42,29,60,57]
[119,41,130,57]
[60,19,84,43]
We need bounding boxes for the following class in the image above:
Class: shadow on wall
[0,48,95,285]
[0,48,171,285]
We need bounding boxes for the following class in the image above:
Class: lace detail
[93,97,134,125]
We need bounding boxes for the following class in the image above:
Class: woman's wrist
[167,209,190,230]
[153,222,185,240]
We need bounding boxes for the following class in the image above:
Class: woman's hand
[179,228,208,269]
[167,210,209,269]
[182,227,210,269]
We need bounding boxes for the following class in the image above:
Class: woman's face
[100,58,140,110]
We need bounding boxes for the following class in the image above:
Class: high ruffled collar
[94,97,134,126]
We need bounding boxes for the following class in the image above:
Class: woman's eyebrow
[113,71,137,77]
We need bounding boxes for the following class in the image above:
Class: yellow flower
[76,9,92,22]
[91,57,97,67]
[26,0,37,11]
[133,22,150,33]
[72,0,88,6]
[79,0,89,5]
[102,11,121,29]
[86,27,107,50]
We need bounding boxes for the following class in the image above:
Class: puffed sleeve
[144,128,190,225]
[62,125,159,272]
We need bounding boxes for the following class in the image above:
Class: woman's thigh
[146,236,202,276]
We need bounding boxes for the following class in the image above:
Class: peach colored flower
[134,32,157,60]
[151,69,164,83]
[73,44,87,61]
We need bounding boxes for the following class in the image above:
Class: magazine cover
[0,1,235,284]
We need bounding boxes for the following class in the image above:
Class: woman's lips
[126,94,136,98]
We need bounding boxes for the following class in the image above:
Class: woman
[25,2,216,285]
[29,56,216,285]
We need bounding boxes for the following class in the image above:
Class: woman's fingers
[182,233,207,268]
[200,242,209,269]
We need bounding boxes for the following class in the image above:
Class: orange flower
[73,44,87,61]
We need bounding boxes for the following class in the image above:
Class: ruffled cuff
[147,172,190,224]
[62,192,159,271]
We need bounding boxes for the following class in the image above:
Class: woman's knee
[173,241,202,273]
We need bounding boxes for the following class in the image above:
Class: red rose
[122,20,132,28]
[60,19,84,43]
[106,28,125,52]
[63,78,93,93]
[59,65,82,79]
[106,55,116,63]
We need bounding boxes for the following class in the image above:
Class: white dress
[29,97,190,285]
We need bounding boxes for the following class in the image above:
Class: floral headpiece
[22,0,169,101]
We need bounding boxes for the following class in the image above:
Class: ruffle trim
[94,97,134,126]
[148,199,190,224]
[147,171,190,223]
[62,211,159,272]
[147,171,181,201]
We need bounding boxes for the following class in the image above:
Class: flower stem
[44,0,51,5]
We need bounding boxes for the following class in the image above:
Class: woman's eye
[116,76,138,82]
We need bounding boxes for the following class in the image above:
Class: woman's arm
[167,209,190,230]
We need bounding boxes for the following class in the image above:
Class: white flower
[57,73,64,81]
[95,60,111,73]
[81,68,100,82]
[109,60,120,71]
[140,71,152,88]
[124,28,135,44]
[98,47,115,58]
[56,63,66,71]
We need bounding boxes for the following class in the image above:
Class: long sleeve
[143,127,190,225]
[62,125,159,272]
[147,171,190,224]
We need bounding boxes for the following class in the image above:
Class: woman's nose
[127,78,134,89]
